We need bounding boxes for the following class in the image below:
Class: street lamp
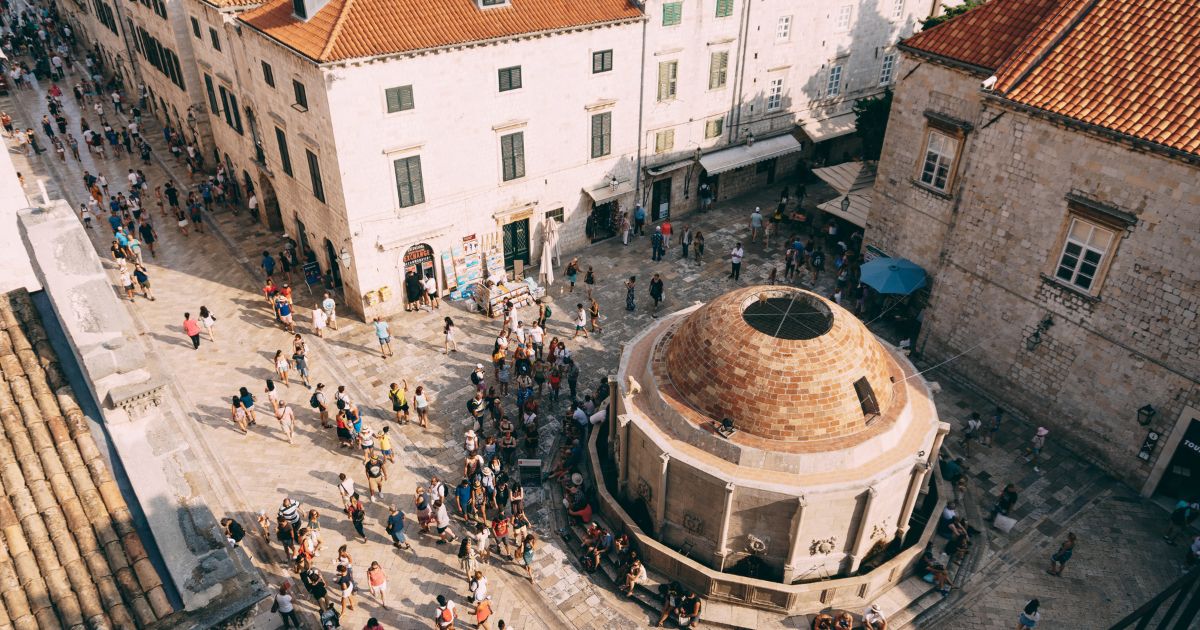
[1137,404,1157,426]
[339,247,352,268]
[841,195,851,215]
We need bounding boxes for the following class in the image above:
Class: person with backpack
[536,300,551,328]
[1164,500,1200,545]
[434,594,457,630]
[311,383,331,428]
[388,380,410,424]
[810,248,826,285]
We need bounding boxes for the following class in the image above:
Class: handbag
[993,513,1017,533]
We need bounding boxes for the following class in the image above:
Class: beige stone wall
[866,53,1200,488]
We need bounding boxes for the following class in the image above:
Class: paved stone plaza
[2,77,1187,629]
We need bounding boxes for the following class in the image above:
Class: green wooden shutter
[387,85,415,113]
[715,0,733,17]
[662,2,682,25]
[502,133,525,181]
[591,112,611,158]
[204,74,218,113]
[709,51,728,89]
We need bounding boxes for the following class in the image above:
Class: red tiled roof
[240,0,643,63]
[900,0,1064,72]
[904,0,1200,157]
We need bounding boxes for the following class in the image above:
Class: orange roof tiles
[903,0,1200,158]
[240,0,643,63]
[900,0,1064,72]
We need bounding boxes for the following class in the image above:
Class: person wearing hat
[471,364,487,392]
[861,604,887,630]
[1026,427,1049,472]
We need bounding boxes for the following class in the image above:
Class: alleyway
[1,63,1184,630]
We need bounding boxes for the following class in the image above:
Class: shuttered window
[262,62,275,87]
[275,128,293,177]
[501,132,525,181]
[592,49,613,74]
[203,74,218,113]
[498,66,522,92]
[590,112,612,158]
[705,117,724,139]
[385,85,414,113]
[709,51,728,89]
[306,150,325,202]
[715,0,733,17]
[394,156,425,207]
[657,61,678,101]
[662,1,682,25]
[655,129,675,153]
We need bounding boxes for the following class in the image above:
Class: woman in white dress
[312,304,328,338]
[443,316,458,353]
[199,305,216,341]
[273,350,291,387]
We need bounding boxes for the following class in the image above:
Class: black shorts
[393,403,409,412]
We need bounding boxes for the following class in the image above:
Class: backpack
[309,393,321,408]
[543,305,552,318]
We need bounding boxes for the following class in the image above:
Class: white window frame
[892,0,905,19]
[826,65,842,97]
[1054,218,1115,292]
[880,53,896,85]
[776,15,792,41]
[767,78,784,111]
[918,129,957,192]
[835,4,852,30]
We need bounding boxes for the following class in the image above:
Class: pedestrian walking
[365,453,387,502]
[132,264,154,300]
[322,293,339,330]
[1164,500,1200,544]
[366,561,388,609]
[730,242,744,280]
[694,231,705,263]
[982,406,1003,447]
[334,564,355,615]
[313,383,332,428]
[444,316,459,353]
[373,318,393,358]
[650,226,664,261]
[183,312,202,349]
[1025,427,1048,472]
[435,595,457,630]
[584,266,595,298]
[274,294,296,333]
[273,350,291,386]
[625,276,637,311]
[388,381,410,424]
[961,411,982,457]
[385,504,412,549]
[265,379,282,414]
[589,298,603,334]
[749,208,763,242]
[347,494,367,541]
[230,395,249,433]
[1047,532,1076,576]
[649,273,665,316]
[312,303,328,338]
[573,303,588,339]
[1016,599,1040,629]
[292,335,312,387]
[565,257,579,293]
[435,499,457,544]
[520,533,537,582]
[661,218,673,250]
[275,401,296,444]
[414,385,431,429]
[476,595,495,630]
[620,212,631,245]
[458,537,479,578]
[989,483,1019,523]
[633,203,646,236]
[680,225,692,260]
[271,582,300,628]
[119,268,136,301]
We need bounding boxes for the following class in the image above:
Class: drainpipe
[728,0,753,140]
[634,16,648,204]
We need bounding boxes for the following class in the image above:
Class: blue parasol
[859,257,927,295]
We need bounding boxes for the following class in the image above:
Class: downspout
[728,0,752,140]
[634,15,647,203]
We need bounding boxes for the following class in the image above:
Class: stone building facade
[865,0,1200,495]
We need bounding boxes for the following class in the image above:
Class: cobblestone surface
[1,66,1187,630]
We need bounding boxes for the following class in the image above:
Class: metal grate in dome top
[742,295,833,340]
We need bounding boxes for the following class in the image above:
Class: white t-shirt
[529,325,544,343]
[423,276,436,295]
[731,247,744,263]
[275,593,294,613]
[575,309,587,327]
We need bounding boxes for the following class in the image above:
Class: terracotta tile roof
[899,0,1064,72]
[995,0,1200,156]
[0,290,172,629]
[240,0,643,63]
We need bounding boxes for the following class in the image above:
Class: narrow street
[1,66,1182,630]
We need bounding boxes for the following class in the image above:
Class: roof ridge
[993,0,1098,93]
[318,0,357,62]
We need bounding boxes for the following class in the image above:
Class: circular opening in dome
[742,294,833,340]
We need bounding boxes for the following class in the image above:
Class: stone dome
[664,287,898,444]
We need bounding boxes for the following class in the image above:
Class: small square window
[662,1,682,26]
[655,129,675,153]
[592,49,613,74]
[715,0,734,18]
[190,17,200,38]
[292,80,308,111]
[776,15,792,41]
[385,85,414,113]
[1055,218,1115,292]
[498,66,522,92]
[262,62,275,87]
[705,117,724,139]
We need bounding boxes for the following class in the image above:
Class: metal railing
[1108,566,1200,630]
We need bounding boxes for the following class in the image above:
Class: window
[662,1,682,25]
[826,65,842,97]
[481,0,506,5]
[835,4,852,30]
[715,0,733,18]
[880,53,896,85]
[217,86,243,134]
[767,77,783,111]
[228,91,243,134]
[292,80,308,110]
[203,74,218,113]
[657,60,678,101]
[919,129,956,191]
[262,62,275,87]
[776,15,792,40]
[292,0,306,19]
[705,117,724,139]
[393,156,425,208]
[708,52,728,89]
[590,112,612,158]
[654,129,674,153]
[275,127,293,177]
[500,132,525,181]
[854,378,880,417]
[546,208,564,223]
[306,150,325,202]
[190,17,200,38]
[209,27,220,51]
[385,85,414,113]
[592,49,613,74]
[498,66,522,92]
[892,0,905,19]
[1055,218,1114,292]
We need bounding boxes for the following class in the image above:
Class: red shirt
[183,319,201,337]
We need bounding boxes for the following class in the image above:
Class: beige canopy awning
[818,192,872,228]
[802,112,858,143]
[698,134,802,175]
[584,179,635,204]
[645,158,694,177]
[811,160,877,196]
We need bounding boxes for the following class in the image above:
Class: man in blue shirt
[261,251,276,279]
[633,203,646,236]
[373,318,393,358]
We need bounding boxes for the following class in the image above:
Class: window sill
[909,178,953,200]
[291,103,308,113]
[1039,273,1102,303]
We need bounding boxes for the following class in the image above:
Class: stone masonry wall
[866,54,1200,489]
